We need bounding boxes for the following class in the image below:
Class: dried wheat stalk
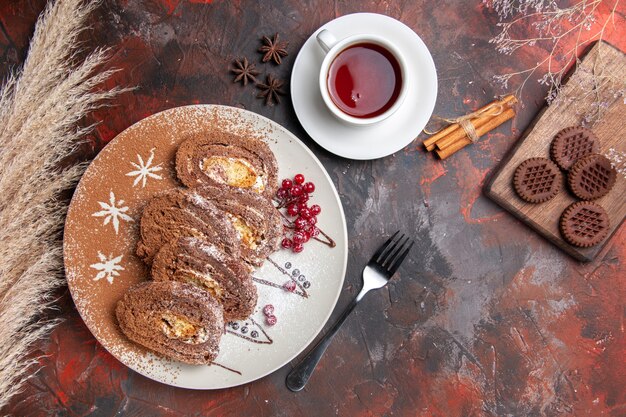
[0,0,127,409]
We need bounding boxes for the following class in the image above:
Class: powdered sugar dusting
[188,191,214,210]
[126,147,164,187]
[185,237,226,262]
[91,191,133,234]
[89,252,125,284]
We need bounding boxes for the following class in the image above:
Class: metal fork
[286,231,414,392]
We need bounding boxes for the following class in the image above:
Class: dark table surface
[1,1,625,416]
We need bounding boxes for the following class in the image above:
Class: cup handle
[316,29,337,53]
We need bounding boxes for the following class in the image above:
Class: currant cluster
[276,173,322,253]
[262,304,277,326]
[283,280,296,292]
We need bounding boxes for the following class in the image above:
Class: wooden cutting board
[485,41,625,262]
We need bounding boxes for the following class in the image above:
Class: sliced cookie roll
[175,130,279,198]
[136,188,240,264]
[189,185,283,266]
[152,237,257,321]
[116,281,224,365]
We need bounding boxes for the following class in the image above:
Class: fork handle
[286,296,360,392]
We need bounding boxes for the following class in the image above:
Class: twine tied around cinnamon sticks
[423,95,518,159]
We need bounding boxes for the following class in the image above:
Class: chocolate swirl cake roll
[188,185,283,267]
[136,188,240,264]
[116,281,224,365]
[152,237,258,321]
[175,131,279,198]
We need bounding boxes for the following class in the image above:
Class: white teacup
[316,29,409,126]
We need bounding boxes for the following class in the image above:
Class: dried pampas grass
[0,0,127,409]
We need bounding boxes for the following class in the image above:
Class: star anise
[256,75,285,106]
[231,57,259,86]
[258,33,288,65]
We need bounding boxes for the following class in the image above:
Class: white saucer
[291,13,438,160]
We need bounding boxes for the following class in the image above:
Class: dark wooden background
[1,1,625,416]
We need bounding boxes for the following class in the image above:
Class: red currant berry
[281,238,293,248]
[294,217,308,230]
[308,216,318,225]
[293,243,304,253]
[287,204,299,216]
[292,231,306,244]
[310,204,321,215]
[303,182,315,193]
[290,185,303,197]
[294,174,305,184]
[298,194,309,203]
[297,201,308,212]
[263,304,275,316]
[282,179,293,189]
[301,231,310,242]
[276,188,288,199]
[283,280,296,292]
[309,227,320,237]
[300,208,312,219]
[266,315,277,326]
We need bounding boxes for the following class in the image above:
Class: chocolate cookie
[567,153,616,200]
[513,157,562,203]
[152,237,258,321]
[189,185,283,266]
[176,130,279,198]
[559,201,610,247]
[136,188,240,264]
[116,281,224,365]
[550,126,599,171]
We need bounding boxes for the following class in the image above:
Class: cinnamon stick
[435,108,516,160]
[435,95,518,151]
[435,115,492,151]
[423,95,517,151]
[423,123,460,151]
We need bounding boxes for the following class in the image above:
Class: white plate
[64,105,348,389]
[291,13,438,160]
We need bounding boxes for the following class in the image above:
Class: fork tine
[388,240,414,276]
[382,235,409,267]
[371,230,399,263]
